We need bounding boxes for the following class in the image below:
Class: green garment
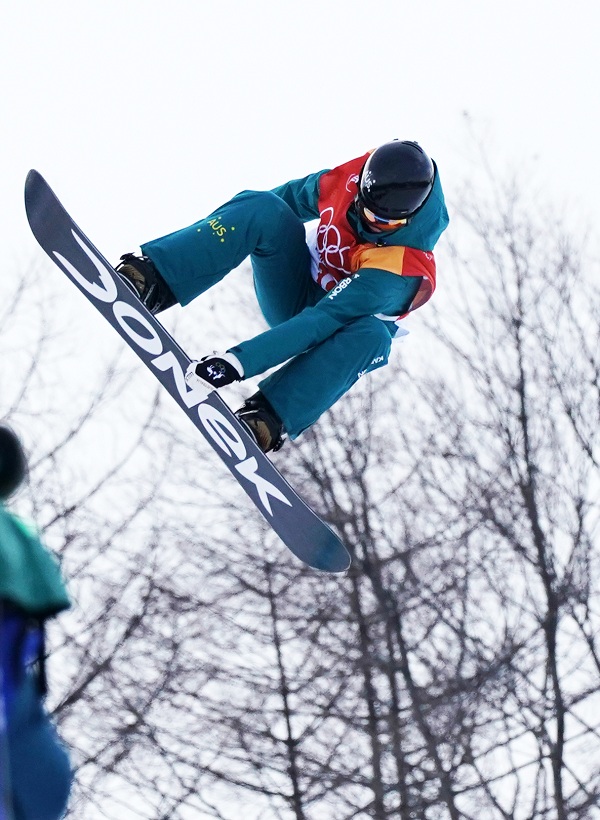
[230,268,418,378]
[0,505,70,617]
[142,190,419,437]
[141,156,448,438]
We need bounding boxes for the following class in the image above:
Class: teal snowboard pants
[142,191,395,439]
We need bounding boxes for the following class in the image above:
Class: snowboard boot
[116,253,178,315]
[235,392,286,453]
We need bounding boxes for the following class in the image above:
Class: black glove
[185,352,244,390]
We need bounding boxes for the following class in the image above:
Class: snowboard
[24,170,351,574]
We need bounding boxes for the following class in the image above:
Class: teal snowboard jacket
[227,154,449,378]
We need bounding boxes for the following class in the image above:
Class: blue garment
[1,607,71,820]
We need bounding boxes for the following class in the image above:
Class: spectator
[1,424,71,820]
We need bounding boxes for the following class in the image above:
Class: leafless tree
[2,164,599,820]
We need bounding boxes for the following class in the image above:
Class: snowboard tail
[24,170,350,573]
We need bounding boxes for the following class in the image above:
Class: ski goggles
[355,197,409,230]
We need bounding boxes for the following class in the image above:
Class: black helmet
[0,424,27,500]
[358,140,435,220]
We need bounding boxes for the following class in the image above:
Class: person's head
[0,424,27,500]
[355,140,435,233]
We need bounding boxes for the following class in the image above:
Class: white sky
[2,0,598,272]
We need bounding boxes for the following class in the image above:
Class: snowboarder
[117,140,449,453]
